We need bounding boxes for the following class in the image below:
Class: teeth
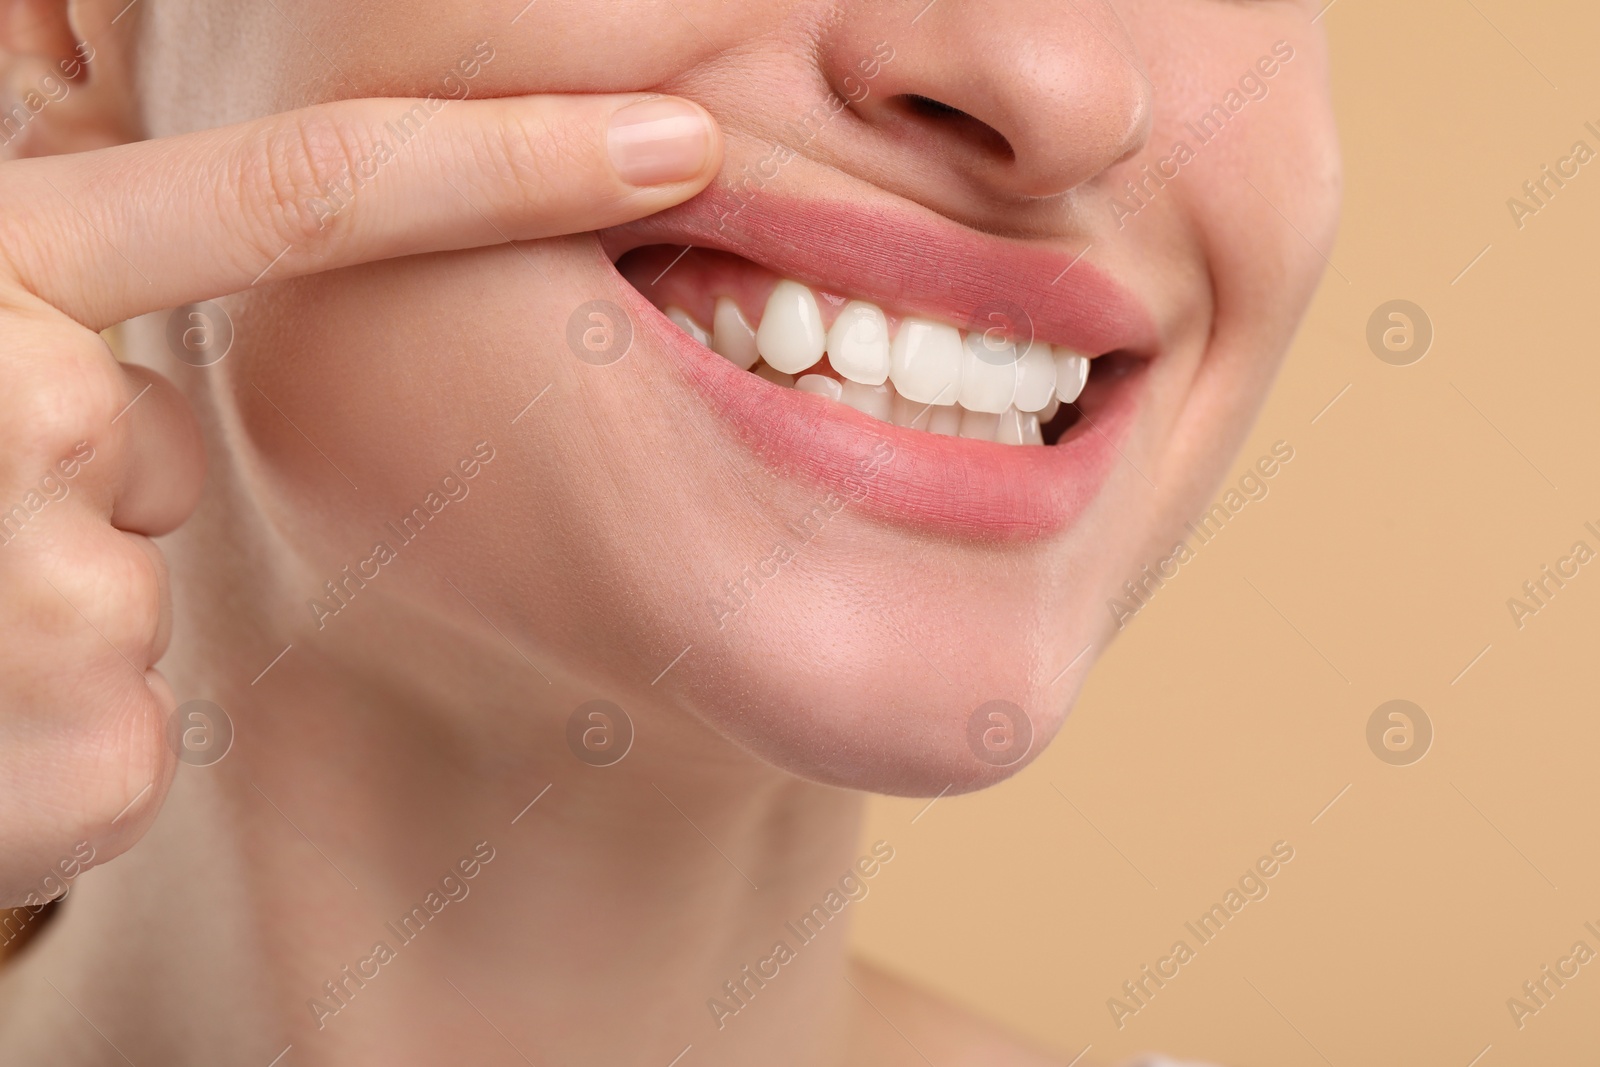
[890,318,963,406]
[794,374,843,401]
[927,405,962,436]
[666,275,1098,446]
[958,409,1000,440]
[666,307,711,347]
[1012,342,1057,413]
[891,394,926,429]
[711,297,760,370]
[1054,347,1090,404]
[839,379,893,421]
[755,280,826,374]
[995,407,1043,446]
[892,394,962,431]
[825,301,891,385]
[958,332,1019,414]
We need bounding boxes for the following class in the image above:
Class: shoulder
[843,957,1069,1067]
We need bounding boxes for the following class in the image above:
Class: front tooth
[927,405,962,436]
[666,307,711,347]
[958,332,1019,414]
[890,318,963,406]
[1054,347,1090,404]
[840,379,893,421]
[892,393,933,430]
[891,395,961,432]
[994,407,1042,445]
[795,374,843,401]
[826,301,891,385]
[711,297,760,370]
[1039,395,1061,423]
[755,280,826,374]
[958,409,1000,440]
[754,362,794,388]
[1012,342,1057,413]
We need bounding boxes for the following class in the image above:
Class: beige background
[854,2,1600,1063]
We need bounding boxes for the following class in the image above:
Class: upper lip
[599,185,1158,358]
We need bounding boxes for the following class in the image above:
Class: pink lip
[602,188,1158,358]
[599,188,1158,541]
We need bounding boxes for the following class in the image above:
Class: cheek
[1185,36,1342,320]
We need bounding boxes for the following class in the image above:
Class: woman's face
[133,0,1338,794]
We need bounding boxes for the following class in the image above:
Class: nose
[819,0,1152,200]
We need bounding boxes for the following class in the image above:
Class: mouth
[615,244,1105,446]
[599,187,1159,539]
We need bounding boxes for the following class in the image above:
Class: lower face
[137,0,1340,794]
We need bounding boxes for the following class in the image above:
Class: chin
[677,618,1085,797]
[622,491,1124,796]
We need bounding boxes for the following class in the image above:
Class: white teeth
[957,331,1019,414]
[666,307,711,347]
[995,407,1043,446]
[839,379,893,422]
[755,280,826,374]
[958,408,1000,440]
[891,394,924,429]
[753,362,794,388]
[825,301,891,385]
[711,297,760,370]
[673,276,1098,445]
[927,405,962,436]
[1054,346,1090,404]
[890,318,963,406]
[1012,342,1057,413]
[794,374,843,401]
[895,397,960,435]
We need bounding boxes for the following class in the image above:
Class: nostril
[894,94,1014,162]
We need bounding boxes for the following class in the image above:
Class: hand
[0,91,720,906]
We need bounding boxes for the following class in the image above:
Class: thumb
[0,92,723,329]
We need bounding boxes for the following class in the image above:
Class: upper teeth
[826,301,891,386]
[664,278,1093,446]
[709,298,760,370]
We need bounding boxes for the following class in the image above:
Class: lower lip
[613,279,1145,542]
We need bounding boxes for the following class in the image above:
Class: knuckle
[0,339,119,467]
[90,541,165,651]
[235,112,376,254]
[42,538,164,655]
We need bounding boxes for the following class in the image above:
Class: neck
[3,508,879,1067]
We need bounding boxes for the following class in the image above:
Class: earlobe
[1,0,140,158]
[0,0,79,60]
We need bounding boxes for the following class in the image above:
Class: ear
[1,0,78,57]
[1,0,141,159]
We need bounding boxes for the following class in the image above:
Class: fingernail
[607,98,714,186]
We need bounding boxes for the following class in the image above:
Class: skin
[0,0,1339,1064]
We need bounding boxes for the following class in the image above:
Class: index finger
[0,93,720,329]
